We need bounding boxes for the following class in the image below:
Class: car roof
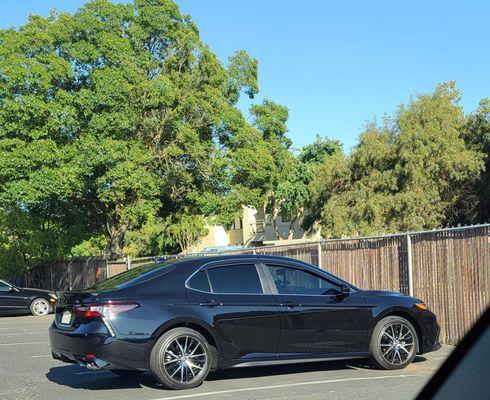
[169,254,309,269]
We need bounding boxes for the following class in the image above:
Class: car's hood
[362,290,406,297]
[20,287,54,296]
[361,290,423,303]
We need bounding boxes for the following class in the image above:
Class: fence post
[252,247,256,255]
[68,261,73,291]
[406,233,413,296]
[126,255,131,271]
[317,239,322,269]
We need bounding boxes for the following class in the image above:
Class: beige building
[188,205,316,253]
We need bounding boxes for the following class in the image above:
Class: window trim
[259,258,358,291]
[185,261,271,295]
[187,270,212,293]
[259,262,352,297]
[0,279,12,291]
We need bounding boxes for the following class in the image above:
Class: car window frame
[258,261,348,297]
[259,258,358,290]
[185,259,272,295]
[0,280,12,292]
[186,270,212,293]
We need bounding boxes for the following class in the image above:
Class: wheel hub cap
[163,335,207,384]
[380,322,414,365]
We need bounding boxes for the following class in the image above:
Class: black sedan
[0,279,58,316]
[49,255,440,390]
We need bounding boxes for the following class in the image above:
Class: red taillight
[84,310,102,318]
[73,302,139,319]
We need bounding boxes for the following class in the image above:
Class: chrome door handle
[281,300,300,308]
[199,300,221,307]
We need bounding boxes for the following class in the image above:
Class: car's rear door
[260,261,370,355]
[186,260,281,360]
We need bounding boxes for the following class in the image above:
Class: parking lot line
[151,374,417,400]
[0,332,37,336]
[0,341,48,346]
[0,329,32,332]
[30,355,52,358]
[0,327,32,330]
[0,321,52,325]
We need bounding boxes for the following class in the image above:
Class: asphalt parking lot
[0,315,453,400]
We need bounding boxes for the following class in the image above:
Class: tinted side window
[207,264,263,294]
[267,265,340,295]
[0,281,10,291]
[188,271,211,292]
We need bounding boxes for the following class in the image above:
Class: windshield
[87,261,175,292]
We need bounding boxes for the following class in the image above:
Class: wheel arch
[375,308,424,354]
[152,317,220,368]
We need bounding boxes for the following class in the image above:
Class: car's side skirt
[223,352,371,369]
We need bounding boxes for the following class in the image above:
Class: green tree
[161,213,208,253]
[462,99,490,223]
[307,82,485,237]
[0,0,260,276]
[249,99,294,239]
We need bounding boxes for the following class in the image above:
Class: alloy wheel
[379,322,415,365]
[162,335,208,384]
[32,299,49,316]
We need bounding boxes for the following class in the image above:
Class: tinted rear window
[207,264,262,294]
[88,262,175,291]
[187,271,211,292]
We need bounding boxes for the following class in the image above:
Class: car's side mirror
[339,284,350,298]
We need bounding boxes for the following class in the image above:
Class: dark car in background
[0,279,58,316]
[49,255,440,390]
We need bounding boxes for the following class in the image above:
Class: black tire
[150,327,212,390]
[111,370,144,378]
[30,298,50,316]
[370,316,418,370]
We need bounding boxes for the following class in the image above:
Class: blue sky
[1,1,489,151]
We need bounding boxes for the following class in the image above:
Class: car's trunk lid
[55,291,98,330]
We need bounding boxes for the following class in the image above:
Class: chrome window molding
[185,261,272,296]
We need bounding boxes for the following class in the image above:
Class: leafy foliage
[0,0,261,276]
[307,82,486,237]
[0,0,487,280]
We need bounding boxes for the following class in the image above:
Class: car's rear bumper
[49,322,154,370]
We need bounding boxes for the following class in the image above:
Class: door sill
[230,353,370,368]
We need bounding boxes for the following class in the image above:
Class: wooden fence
[410,226,489,345]
[19,224,489,345]
[20,257,108,291]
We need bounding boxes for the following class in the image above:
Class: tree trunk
[287,216,297,240]
[270,197,281,240]
[106,217,130,260]
[287,209,302,240]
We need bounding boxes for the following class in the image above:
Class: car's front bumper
[416,309,441,354]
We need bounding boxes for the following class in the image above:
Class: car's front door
[186,261,281,360]
[0,280,25,314]
[262,262,370,355]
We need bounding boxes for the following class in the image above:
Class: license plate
[60,310,72,325]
